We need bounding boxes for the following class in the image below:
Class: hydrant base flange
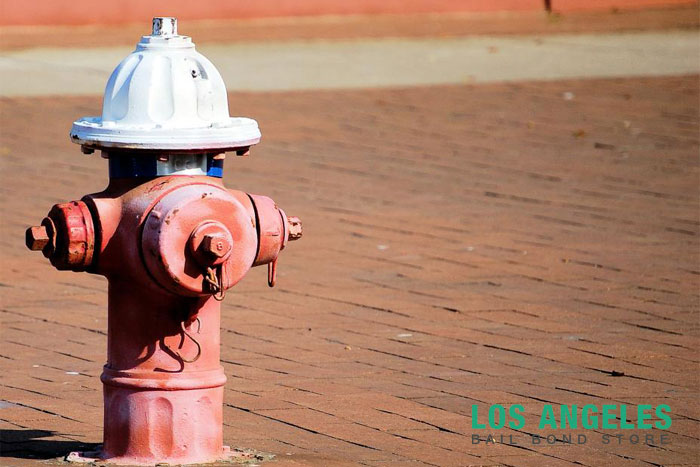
[65,445,255,465]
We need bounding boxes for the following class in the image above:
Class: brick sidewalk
[0,75,699,465]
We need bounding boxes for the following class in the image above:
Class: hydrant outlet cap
[70,17,261,152]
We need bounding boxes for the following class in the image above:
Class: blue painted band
[207,158,224,178]
[108,155,224,178]
[109,156,157,178]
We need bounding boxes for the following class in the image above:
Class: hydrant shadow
[155,336,186,373]
[153,301,203,373]
[0,429,99,460]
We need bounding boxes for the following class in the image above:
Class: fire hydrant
[25,17,301,465]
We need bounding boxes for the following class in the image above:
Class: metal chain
[204,265,226,301]
[162,317,202,364]
[204,266,219,292]
[176,318,201,364]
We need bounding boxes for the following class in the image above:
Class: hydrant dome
[70,17,261,151]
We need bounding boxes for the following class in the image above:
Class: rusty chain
[204,265,226,301]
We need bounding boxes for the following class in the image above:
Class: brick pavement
[0,75,698,465]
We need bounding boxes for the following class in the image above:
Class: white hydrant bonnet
[71,17,261,151]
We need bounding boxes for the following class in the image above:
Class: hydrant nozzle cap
[70,17,261,152]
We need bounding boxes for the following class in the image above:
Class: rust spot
[146,179,171,193]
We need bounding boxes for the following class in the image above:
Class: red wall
[0,0,694,26]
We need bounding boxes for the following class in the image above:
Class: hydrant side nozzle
[27,201,96,271]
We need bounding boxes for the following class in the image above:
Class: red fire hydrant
[25,17,301,465]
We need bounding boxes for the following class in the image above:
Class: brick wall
[0,0,695,27]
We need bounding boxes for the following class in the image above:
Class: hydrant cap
[70,17,261,152]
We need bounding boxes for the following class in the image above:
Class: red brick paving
[0,75,699,465]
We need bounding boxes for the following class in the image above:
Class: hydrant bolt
[186,220,238,276]
[202,233,232,258]
[288,216,303,241]
[25,225,49,251]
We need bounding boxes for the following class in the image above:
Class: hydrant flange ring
[71,117,261,151]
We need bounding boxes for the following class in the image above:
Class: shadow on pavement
[0,429,99,460]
